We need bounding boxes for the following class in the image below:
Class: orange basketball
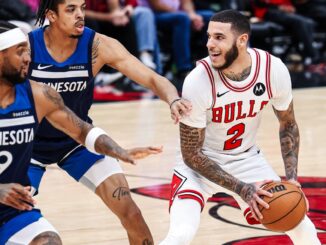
[258,181,307,232]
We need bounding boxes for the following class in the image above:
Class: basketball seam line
[262,193,305,226]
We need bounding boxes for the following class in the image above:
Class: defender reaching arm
[31,81,162,164]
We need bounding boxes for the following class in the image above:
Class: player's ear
[237,33,249,48]
[46,10,57,23]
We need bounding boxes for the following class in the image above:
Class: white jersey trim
[0,116,35,128]
[31,70,89,79]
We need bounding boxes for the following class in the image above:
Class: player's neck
[221,51,251,82]
[0,81,15,109]
[44,26,78,62]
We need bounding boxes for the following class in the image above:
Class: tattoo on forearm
[223,66,251,81]
[112,187,130,200]
[142,239,153,245]
[92,37,100,66]
[239,184,256,203]
[274,102,299,180]
[180,123,244,196]
[95,134,126,157]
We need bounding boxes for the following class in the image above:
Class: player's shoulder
[182,57,213,95]
[185,57,213,82]
[253,48,285,67]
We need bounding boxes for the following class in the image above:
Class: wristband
[169,98,181,109]
[85,127,108,154]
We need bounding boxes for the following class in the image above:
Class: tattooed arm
[30,81,162,163]
[180,122,272,219]
[91,33,192,123]
[273,101,300,181]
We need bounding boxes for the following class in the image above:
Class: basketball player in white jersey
[160,10,321,245]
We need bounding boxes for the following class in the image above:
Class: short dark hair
[0,21,18,35]
[36,0,66,26]
[210,10,251,37]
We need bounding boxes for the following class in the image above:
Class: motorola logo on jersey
[253,83,266,96]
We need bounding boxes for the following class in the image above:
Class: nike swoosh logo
[37,64,53,70]
[217,91,230,97]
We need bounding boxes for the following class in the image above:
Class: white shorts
[171,146,280,211]
[1,211,58,245]
[79,155,124,192]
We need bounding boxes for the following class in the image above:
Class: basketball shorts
[0,210,58,245]
[28,145,123,193]
[170,146,280,212]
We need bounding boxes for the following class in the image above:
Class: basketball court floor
[35,87,326,244]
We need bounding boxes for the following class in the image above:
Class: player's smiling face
[49,0,86,38]
[206,21,239,70]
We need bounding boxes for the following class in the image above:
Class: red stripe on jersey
[265,52,273,99]
[218,49,261,92]
[198,60,216,109]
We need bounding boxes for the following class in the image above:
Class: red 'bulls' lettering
[212,100,269,123]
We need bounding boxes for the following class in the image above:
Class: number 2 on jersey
[224,123,245,150]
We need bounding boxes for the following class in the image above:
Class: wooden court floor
[35,87,326,244]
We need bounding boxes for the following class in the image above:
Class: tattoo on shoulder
[42,84,64,108]
[92,37,100,66]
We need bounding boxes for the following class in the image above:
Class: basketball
[258,181,307,232]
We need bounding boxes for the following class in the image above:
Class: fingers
[13,185,36,206]
[286,179,301,188]
[170,99,192,124]
[0,184,35,210]
[304,194,309,212]
[128,146,163,160]
[249,200,260,220]
[6,196,33,211]
[249,194,268,220]
[148,146,163,153]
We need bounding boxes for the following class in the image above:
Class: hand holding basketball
[241,179,274,221]
[258,181,307,232]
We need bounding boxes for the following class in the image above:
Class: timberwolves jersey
[181,48,292,157]
[0,81,39,224]
[28,27,95,163]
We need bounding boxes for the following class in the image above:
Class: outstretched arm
[92,33,192,123]
[273,101,300,181]
[180,122,271,219]
[31,81,162,164]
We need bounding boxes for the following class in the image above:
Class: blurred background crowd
[2,0,326,100]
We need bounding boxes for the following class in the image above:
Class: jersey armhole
[265,51,273,99]
[197,60,216,109]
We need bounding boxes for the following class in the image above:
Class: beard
[213,41,239,70]
[1,58,26,85]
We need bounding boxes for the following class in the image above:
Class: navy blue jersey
[28,27,95,164]
[0,81,39,225]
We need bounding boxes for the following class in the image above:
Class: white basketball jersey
[181,48,293,157]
